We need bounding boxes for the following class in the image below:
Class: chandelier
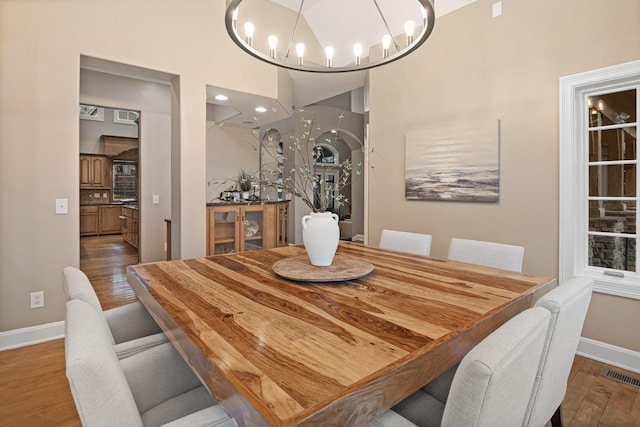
[225,0,435,73]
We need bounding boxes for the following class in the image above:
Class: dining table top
[127,241,555,427]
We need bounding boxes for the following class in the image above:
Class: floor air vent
[603,368,640,388]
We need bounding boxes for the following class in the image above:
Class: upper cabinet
[80,154,110,189]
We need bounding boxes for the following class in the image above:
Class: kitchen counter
[80,201,137,207]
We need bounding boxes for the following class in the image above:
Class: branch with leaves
[259,109,367,213]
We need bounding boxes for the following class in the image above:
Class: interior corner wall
[367,0,640,352]
[206,125,261,203]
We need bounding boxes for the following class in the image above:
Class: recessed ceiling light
[255,106,267,113]
[215,94,228,101]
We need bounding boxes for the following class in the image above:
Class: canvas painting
[405,121,500,202]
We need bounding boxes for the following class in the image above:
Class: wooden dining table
[127,241,555,427]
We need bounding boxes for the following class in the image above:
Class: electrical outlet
[30,291,44,308]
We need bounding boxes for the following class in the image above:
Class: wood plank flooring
[0,235,639,426]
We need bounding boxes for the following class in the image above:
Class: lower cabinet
[80,206,99,236]
[121,206,139,248]
[80,205,122,236]
[98,206,122,235]
[206,201,289,256]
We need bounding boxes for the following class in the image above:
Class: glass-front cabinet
[112,160,138,201]
[206,202,289,256]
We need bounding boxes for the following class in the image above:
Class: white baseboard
[577,337,640,374]
[0,321,65,351]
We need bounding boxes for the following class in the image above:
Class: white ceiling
[208,0,477,128]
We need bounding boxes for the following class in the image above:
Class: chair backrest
[62,266,103,311]
[379,229,432,256]
[65,299,144,426]
[447,237,525,272]
[523,277,593,427]
[441,307,550,427]
[62,266,115,344]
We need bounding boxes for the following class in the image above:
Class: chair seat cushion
[115,332,169,359]
[392,389,445,427]
[141,386,217,427]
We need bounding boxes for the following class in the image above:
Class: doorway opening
[79,103,140,308]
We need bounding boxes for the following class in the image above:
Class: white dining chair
[447,237,525,272]
[393,307,551,427]
[523,277,593,427]
[379,229,432,256]
[65,299,236,427]
[62,266,167,359]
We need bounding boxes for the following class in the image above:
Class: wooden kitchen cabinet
[98,205,122,235]
[121,206,139,248]
[80,205,123,236]
[80,154,110,189]
[206,201,288,256]
[80,206,99,236]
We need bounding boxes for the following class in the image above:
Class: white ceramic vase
[301,211,340,266]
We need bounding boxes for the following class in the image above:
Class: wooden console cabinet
[206,201,288,256]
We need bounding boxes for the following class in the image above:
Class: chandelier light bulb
[296,42,305,66]
[382,35,391,58]
[244,21,254,47]
[354,43,363,65]
[325,46,334,67]
[268,35,278,58]
[405,20,415,45]
[597,99,605,111]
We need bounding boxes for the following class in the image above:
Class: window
[313,143,339,165]
[313,170,338,213]
[79,104,104,121]
[113,109,140,125]
[560,60,640,299]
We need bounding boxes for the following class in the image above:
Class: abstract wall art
[405,120,500,202]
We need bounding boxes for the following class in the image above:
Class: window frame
[560,60,640,299]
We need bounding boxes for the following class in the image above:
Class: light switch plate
[153,195,160,204]
[55,198,68,215]
[493,1,502,17]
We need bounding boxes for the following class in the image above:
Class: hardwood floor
[79,234,138,310]
[1,236,639,426]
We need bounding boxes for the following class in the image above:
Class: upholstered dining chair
[62,266,167,359]
[379,229,433,256]
[65,298,236,427]
[523,277,593,427]
[447,237,525,272]
[393,307,551,427]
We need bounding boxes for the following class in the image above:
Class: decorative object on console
[405,120,501,202]
[301,211,340,266]
[259,109,366,213]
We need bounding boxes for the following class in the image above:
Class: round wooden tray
[272,255,374,282]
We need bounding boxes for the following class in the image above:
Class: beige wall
[0,0,279,331]
[367,0,640,352]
